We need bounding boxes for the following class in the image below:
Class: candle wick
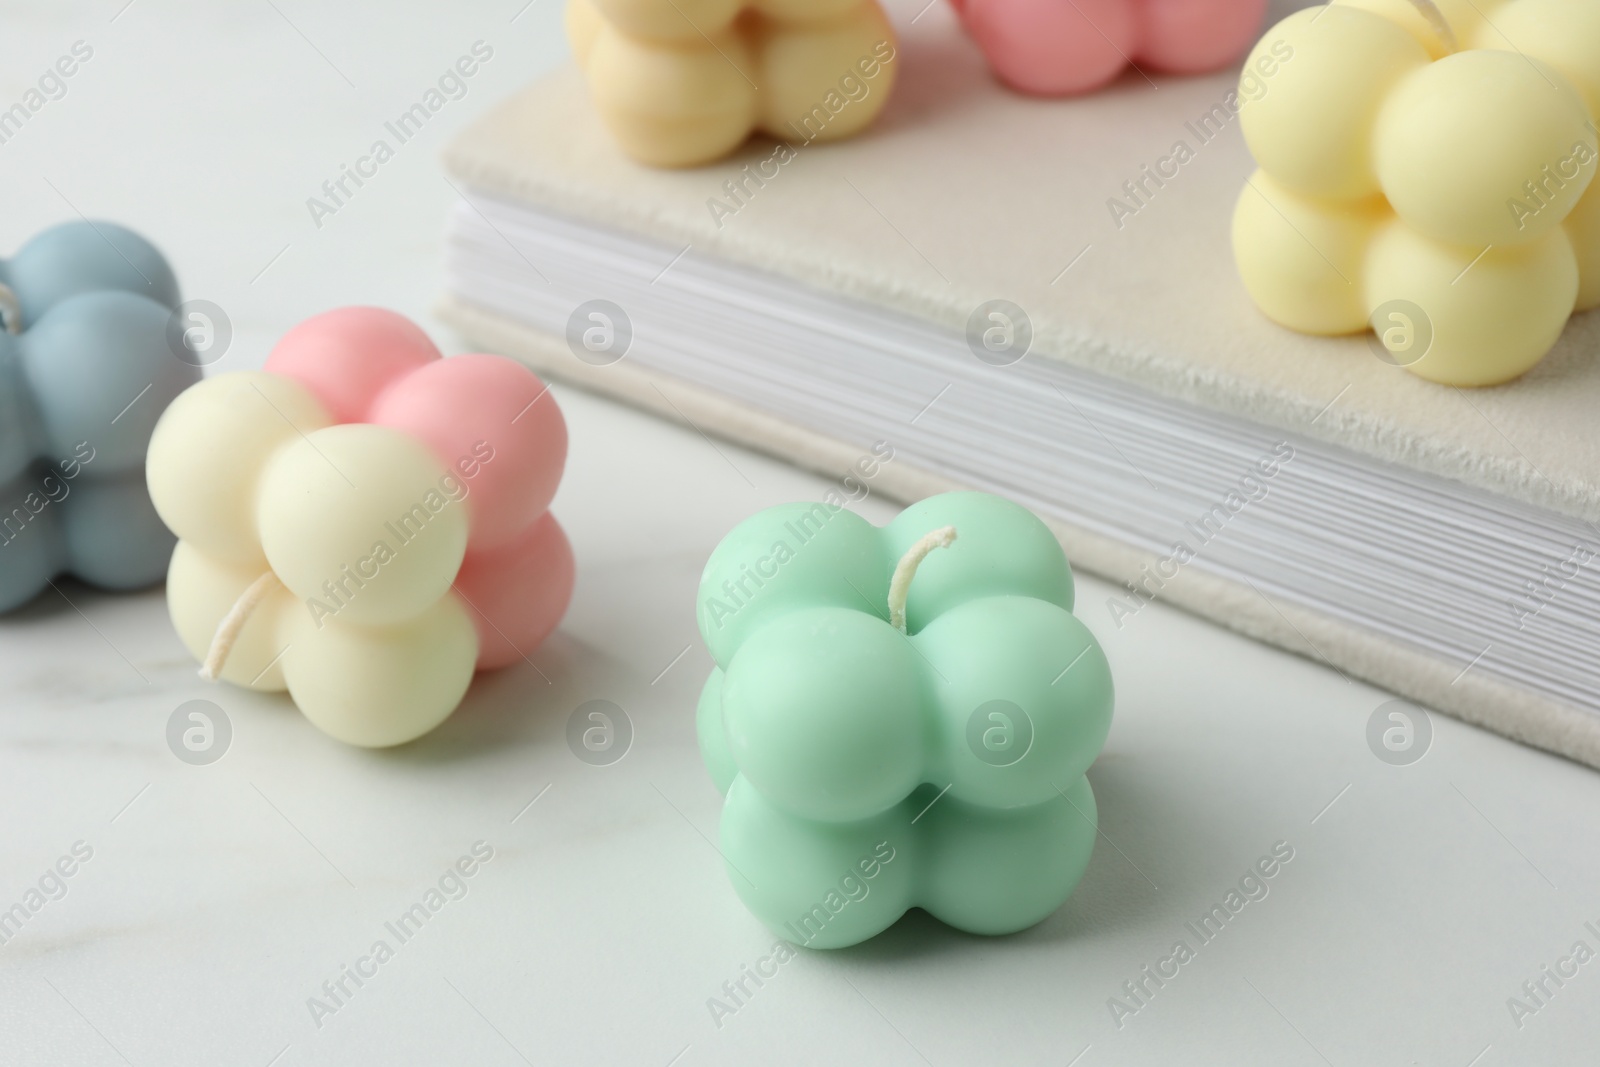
[888,526,957,634]
[0,284,21,335]
[1403,0,1457,54]
[199,571,282,682]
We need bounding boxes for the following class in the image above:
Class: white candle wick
[1403,0,1457,54]
[0,283,21,335]
[199,571,282,681]
[888,526,957,634]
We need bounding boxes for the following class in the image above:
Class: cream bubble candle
[566,0,898,167]
[1233,0,1600,386]
[146,308,574,747]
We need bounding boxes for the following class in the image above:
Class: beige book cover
[437,0,1600,767]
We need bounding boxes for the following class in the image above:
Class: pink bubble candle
[147,308,575,746]
[950,0,1269,96]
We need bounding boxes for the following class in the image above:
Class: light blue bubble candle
[0,221,197,611]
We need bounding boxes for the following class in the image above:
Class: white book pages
[445,191,1600,721]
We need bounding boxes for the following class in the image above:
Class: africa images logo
[700,441,895,632]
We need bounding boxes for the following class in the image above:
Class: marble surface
[1,3,1597,1065]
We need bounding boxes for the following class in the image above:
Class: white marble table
[1,3,1596,1065]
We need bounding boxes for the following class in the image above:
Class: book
[436,1,1600,769]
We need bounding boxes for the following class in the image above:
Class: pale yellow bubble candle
[1233,0,1599,386]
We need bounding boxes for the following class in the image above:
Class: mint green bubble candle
[696,491,1114,949]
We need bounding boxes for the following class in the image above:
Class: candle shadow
[371,550,710,765]
[870,27,996,139]
[741,20,1171,167]
[366,629,603,765]
[0,575,135,621]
